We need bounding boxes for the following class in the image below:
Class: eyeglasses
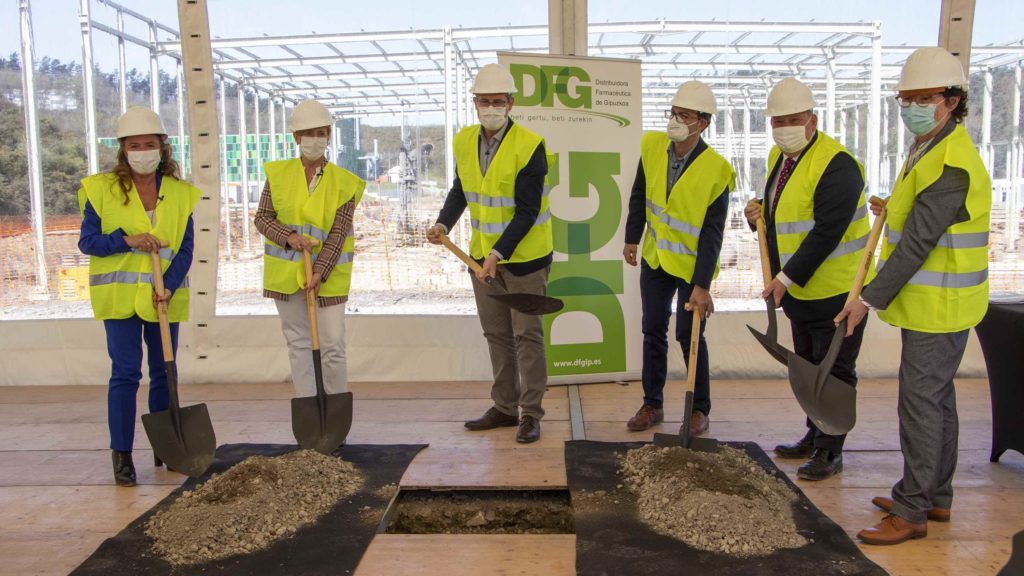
[894,93,944,108]
[475,97,510,108]
[664,109,698,123]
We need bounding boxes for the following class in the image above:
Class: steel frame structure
[14,0,1024,291]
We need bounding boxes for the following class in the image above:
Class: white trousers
[274,296,348,397]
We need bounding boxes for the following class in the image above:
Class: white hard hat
[290,100,333,132]
[471,63,517,95]
[116,107,166,139]
[671,80,717,115]
[766,78,816,117]
[896,47,967,92]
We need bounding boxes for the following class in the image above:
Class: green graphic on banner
[545,151,626,375]
[511,64,592,109]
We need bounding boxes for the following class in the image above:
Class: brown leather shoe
[872,496,951,522]
[689,411,709,436]
[857,514,927,545]
[627,404,664,431]
[464,407,518,431]
[516,415,541,443]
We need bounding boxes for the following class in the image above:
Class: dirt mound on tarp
[620,445,806,557]
[146,449,363,565]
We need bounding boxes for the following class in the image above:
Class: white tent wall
[0,313,986,386]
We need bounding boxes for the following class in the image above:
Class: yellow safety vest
[765,132,874,300]
[452,123,553,262]
[77,173,200,322]
[640,132,735,283]
[262,159,365,297]
[877,124,991,333]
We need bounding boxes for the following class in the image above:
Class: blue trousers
[640,261,710,414]
[103,316,179,452]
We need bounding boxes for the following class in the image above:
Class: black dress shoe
[797,448,843,481]
[112,450,137,487]
[774,435,816,459]
[465,407,519,431]
[516,415,541,443]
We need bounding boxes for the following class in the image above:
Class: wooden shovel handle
[755,217,772,288]
[686,308,702,393]
[302,238,321,351]
[439,234,485,275]
[149,251,174,363]
[846,196,888,304]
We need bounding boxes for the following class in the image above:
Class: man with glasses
[836,47,991,545]
[742,77,871,481]
[623,81,735,438]
[426,63,551,443]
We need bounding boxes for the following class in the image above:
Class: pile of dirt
[146,450,364,565]
[386,490,574,534]
[620,445,806,557]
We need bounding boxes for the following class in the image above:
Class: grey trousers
[470,265,550,420]
[890,328,969,524]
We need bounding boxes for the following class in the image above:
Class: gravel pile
[146,450,364,565]
[620,445,807,557]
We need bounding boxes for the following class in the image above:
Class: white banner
[497,52,643,382]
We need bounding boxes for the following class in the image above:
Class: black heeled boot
[154,454,177,473]
[112,450,136,487]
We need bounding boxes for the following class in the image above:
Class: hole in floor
[383,489,575,535]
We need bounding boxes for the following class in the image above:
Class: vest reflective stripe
[78,173,200,322]
[876,258,988,288]
[263,159,364,297]
[464,191,517,208]
[885,227,989,250]
[767,132,872,301]
[646,200,703,238]
[780,231,870,266]
[639,132,735,283]
[452,123,552,262]
[876,124,991,333]
[131,247,174,261]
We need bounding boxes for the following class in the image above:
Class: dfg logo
[510,64,592,109]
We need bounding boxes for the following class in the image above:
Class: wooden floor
[0,378,1020,576]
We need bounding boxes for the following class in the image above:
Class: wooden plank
[576,378,991,401]
[400,447,566,489]
[0,449,186,487]
[354,534,575,576]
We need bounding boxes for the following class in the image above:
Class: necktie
[772,157,796,213]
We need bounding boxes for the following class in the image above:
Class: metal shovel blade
[786,320,857,436]
[485,277,564,315]
[652,391,720,452]
[746,296,790,366]
[291,390,353,455]
[142,400,216,478]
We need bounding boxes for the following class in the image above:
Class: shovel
[141,251,216,478]
[746,216,791,366]
[786,196,887,436]
[291,244,353,455]
[653,309,720,452]
[439,234,564,316]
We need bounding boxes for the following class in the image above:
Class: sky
[1,0,1022,72]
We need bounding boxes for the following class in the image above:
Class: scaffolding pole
[252,91,261,182]
[219,76,231,259]
[79,0,98,174]
[442,27,454,188]
[881,98,890,192]
[981,68,993,173]
[825,50,836,137]
[19,0,47,294]
[238,83,251,251]
[742,103,751,197]
[116,7,127,113]
[1010,65,1022,252]
[149,20,160,112]
[269,96,277,161]
[867,23,882,197]
[176,61,187,175]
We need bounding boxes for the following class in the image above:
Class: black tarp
[566,440,888,576]
[72,443,425,576]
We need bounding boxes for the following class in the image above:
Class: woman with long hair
[77,107,200,486]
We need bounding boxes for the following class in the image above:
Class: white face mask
[478,108,508,132]
[666,117,698,143]
[772,118,812,155]
[126,150,161,175]
[300,136,328,161]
